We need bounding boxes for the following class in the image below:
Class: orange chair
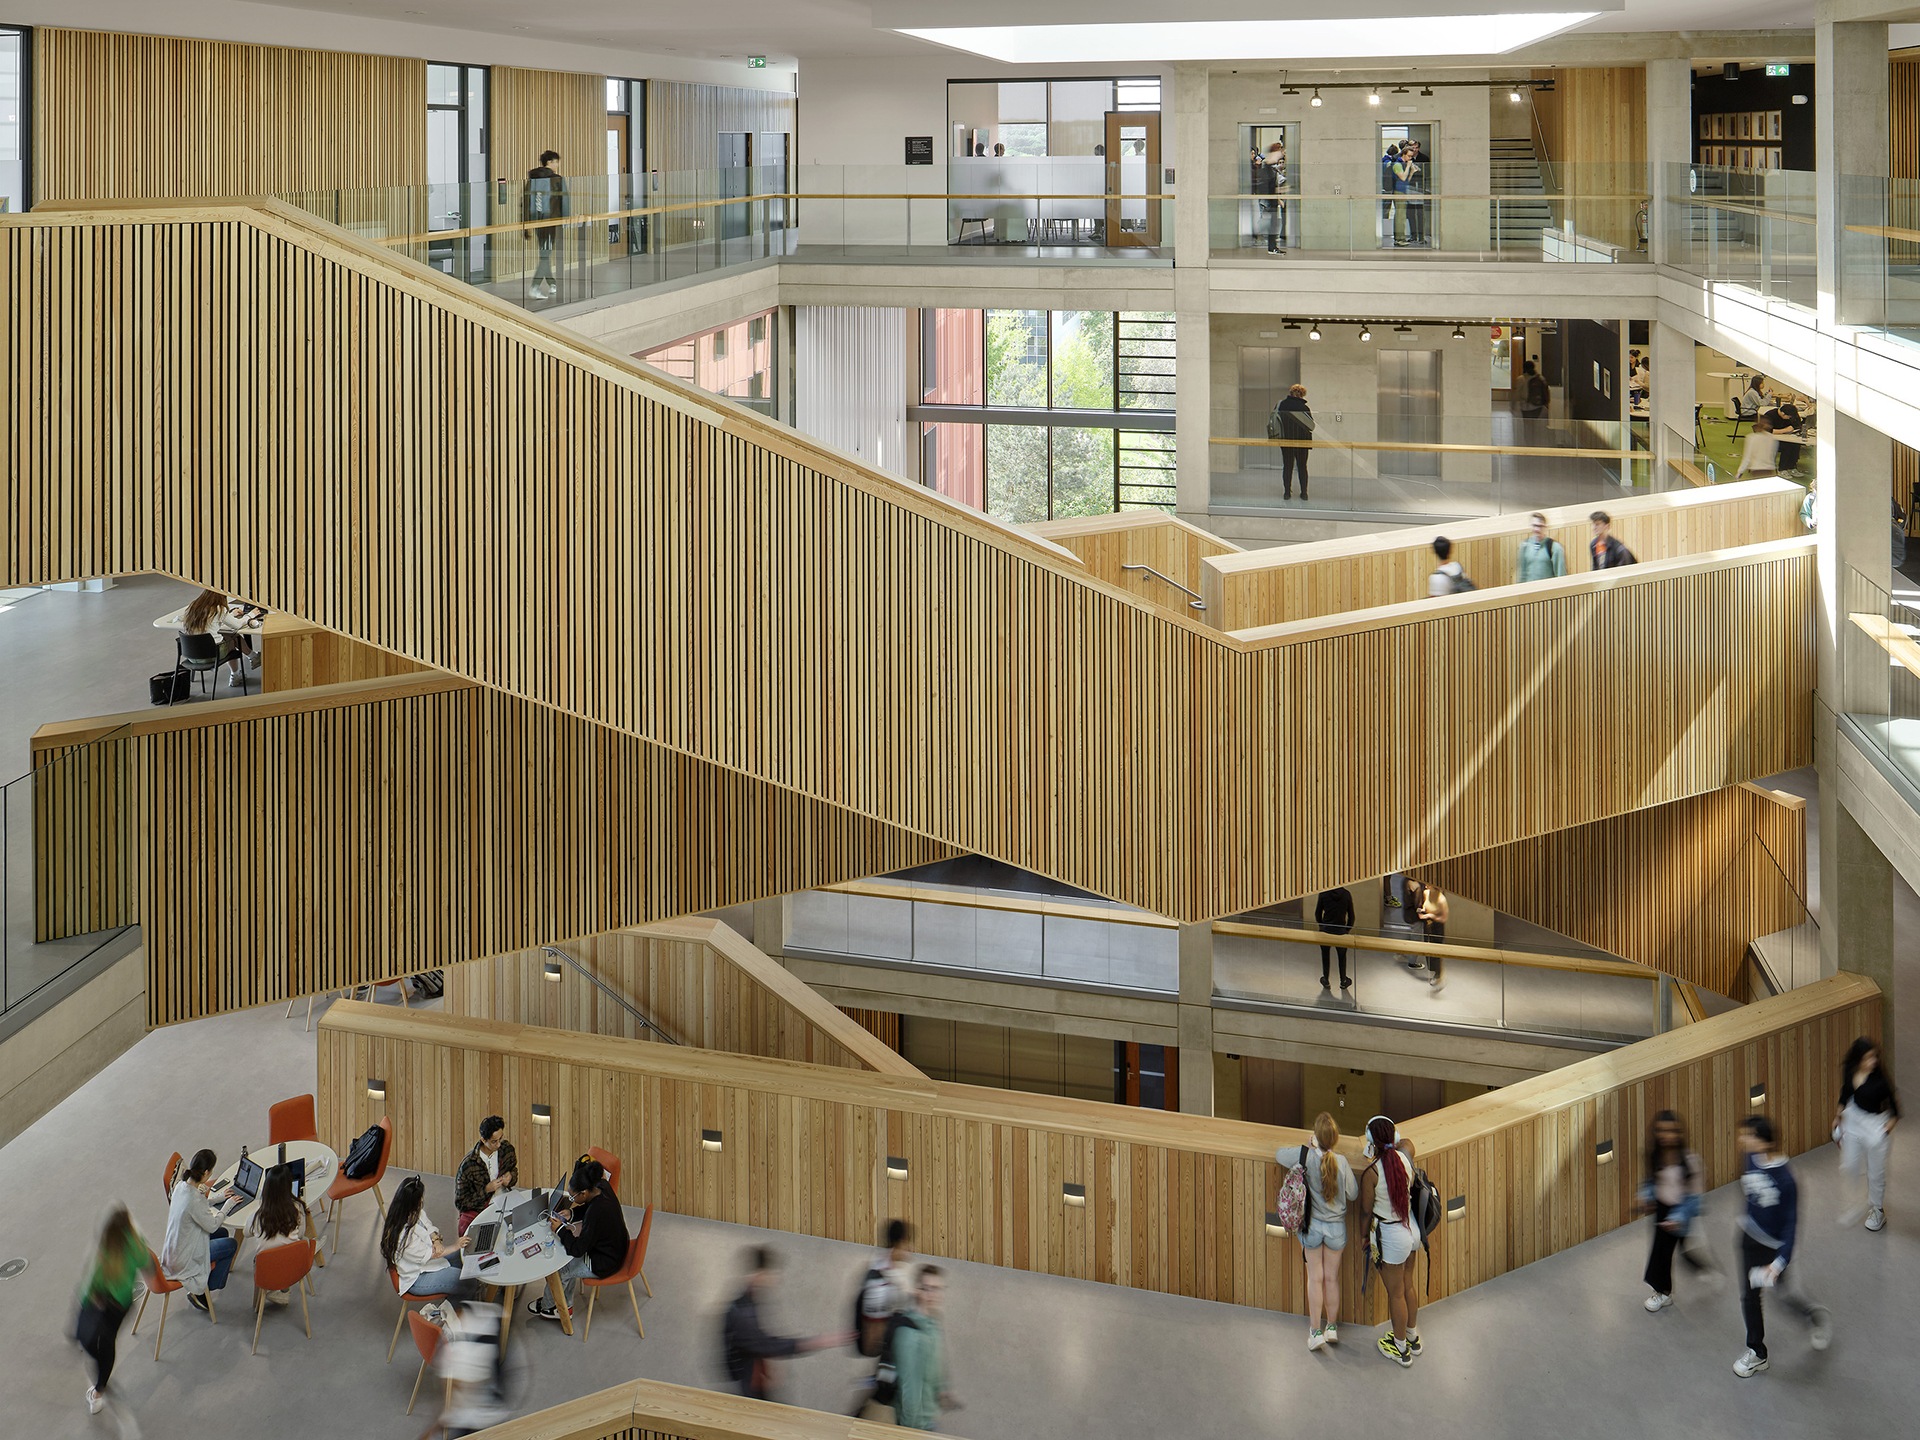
[387,1265,437,1363]
[580,1205,653,1340]
[405,1312,449,1415]
[250,1241,316,1355]
[585,1147,622,1197]
[268,1094,319,1146]
[161,1152,182,1203]
[324,1116,391,1256]
[131,1263,213,1359]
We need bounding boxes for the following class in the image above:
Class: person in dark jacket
[721,1247,849,1400]
[454,1115,518,1235]
[1733,1114,1831,1377]
[1250,142,1286,253]
[1314,887,1354,990]
[1273,384,1314,499]
[1588,511,1637,569]
[524,149,568,300]
[528,1155,628,1321]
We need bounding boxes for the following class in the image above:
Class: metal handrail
[540,945,681,1044]
[1120,564,1206,611]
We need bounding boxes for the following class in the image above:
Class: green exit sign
[1765,64,1790,77]
[748,55,767,69]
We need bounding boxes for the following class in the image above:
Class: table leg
[496,1283,518,1348]
[546,1273,576,1336]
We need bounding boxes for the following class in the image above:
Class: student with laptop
[252,1165,316,1308]
[381,1175,473,1298]
[528,1155,628,1322]
[161,1148,238,1315]
[455,1115,519,1236]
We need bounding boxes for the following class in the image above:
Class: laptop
[230,1155,266,1205]
[467,1219,502,1255]
[506,1193,548,1235]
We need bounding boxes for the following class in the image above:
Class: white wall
[794,306,909,479]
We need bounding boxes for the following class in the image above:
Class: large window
[1,27,27,214]
[916,309,1175,518]
[638,308,779,420]
[947,77,1159,159]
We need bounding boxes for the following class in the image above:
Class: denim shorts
[1375,1218,1418,1266]
[1300,1218,1347,1251]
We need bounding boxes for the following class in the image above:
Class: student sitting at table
[455,1115,519,1236]
[381,1175,472,1298]
[527,1155,629,1323]
[178,589,253,689]
[162,1148,239,1315]
[252,1165,316,1307]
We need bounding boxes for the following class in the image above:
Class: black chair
[175,632,223,696]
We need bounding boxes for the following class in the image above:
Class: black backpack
[1450,571,1477,595]
[341,1123,385,1180]
[851,1265,893,1357]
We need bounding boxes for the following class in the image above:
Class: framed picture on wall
[1710,114,1726,139]
[1740,147,1754,169]
[1740,114,1755,139]
[1700,116,1712,140]
[1768,111,1782,140]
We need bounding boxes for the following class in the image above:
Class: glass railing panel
[1661,162,1817,308]
[1841,563,1920,794]
[2,726,136,1018]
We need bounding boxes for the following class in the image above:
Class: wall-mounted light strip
[702,1128,724,1152]
[366,1077,386,1099]
[1595,1139,1615,1164]
[1062,1182,1087,1207]
[531,1103,552,1124]
[543,959,564,982]
[1749,1083,1767,1107]
[1265,1210,1289,1236]
[886,1156,910,1181]
[1446,1195,1468,1222]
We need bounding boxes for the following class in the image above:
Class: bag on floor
[411,969,446,999]
[1273,1143,1312,1235]
[342,1123,385,1179]
[149,668,190,706]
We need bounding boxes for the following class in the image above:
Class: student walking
[1588,511,1637,569]
[891,1265,962,1430]
[524,150,568,300]
[721,1247,851,1402]
[74,1205,150,1424]
[851,1220,915,1415]
[1835,1036,1899,1231]
[1427,538,1472,596]
[1294,1112,1359,1351]
[1639,1110,1714,1311]
[1359,1115,1421,1366]
[1515,512,1567,583]
[1733,1114,1832,1377]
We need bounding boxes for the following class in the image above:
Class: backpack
[871,1312,914,1406]
[851,1265,894,1357]
[341,1123,385,1180]
[1450,571,1477,595]
[1266,406,1286,441]
[527,175,555,221]
[1273,1144,1312,1235]
[1524,373,1549,413]
[149,668,190,706]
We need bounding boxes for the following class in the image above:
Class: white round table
[459,1187,575,1342]
[212,1140,339,1230]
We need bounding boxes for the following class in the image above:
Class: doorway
[756,131,790,241]
[1237,122,1300,252]
[425,62,489,278]
[1117,1043,1179,1110]
[1376,121,1436,249]
[1238,346,1302,470]
[1378,349,1441,480]
[717,131,751,242]
[1103,112,1161,247]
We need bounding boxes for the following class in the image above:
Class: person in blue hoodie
[1733,1114,1833,1377]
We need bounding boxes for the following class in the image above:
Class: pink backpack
[1274,1144,1312,1234]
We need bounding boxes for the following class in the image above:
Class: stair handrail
[1526,90,1559,198]
[1119,563,1207,611]
[540,944,682,1044]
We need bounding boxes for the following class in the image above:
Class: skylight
[897,15,1600,63]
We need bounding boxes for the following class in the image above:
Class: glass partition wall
[1,26,28,214]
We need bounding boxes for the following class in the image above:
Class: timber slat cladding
[3,205,1813,924]
[1429,782,1807,997]
[319,974,1879,1319]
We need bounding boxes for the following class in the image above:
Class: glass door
[717,131,750,243]
[756,130,790,243]
[1376,122,1435,250]
[1238,123,1300,253]
[1104,112,1160,247]
[426,63,489,278]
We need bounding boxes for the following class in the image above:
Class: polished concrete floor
[2,983,1917,1440]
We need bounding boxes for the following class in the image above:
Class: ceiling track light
[1358,325,1372,342]
[1368,89,1380,105]
[1310,88,1322,107]
[1510,88,1524,104]
[1391,86,1410,95]
[1308,323,1322,341]
[1283,320,1300,331]
[1393,323,1413,334]
[1420,86,1434,97]
[1282,86,1298,96]
[1452,324,1466,340]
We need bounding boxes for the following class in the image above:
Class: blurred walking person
[721,1246,851,1402]
[1296,1112,1358,1351]
[75,1205,150,1431]
[1639,1110,1713,1312]
[850,1219,914,1415]
[1835,1036,1899,1230]
[892,1265,962,1430]
[1733,1114,1832,1377]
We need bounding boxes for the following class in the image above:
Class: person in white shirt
[380,1175,471,1297]
[1740,374,1771,417]
[1737,415,1779,479]
[1428,536,1469,597]
[161,1148,239,1314]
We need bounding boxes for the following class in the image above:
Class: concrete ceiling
[247,0,1823,67]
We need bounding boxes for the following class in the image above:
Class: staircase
[1489,136,1553,254]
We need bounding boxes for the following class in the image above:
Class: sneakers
[1733,1348,1769,1378]
[1644,1292,1673,1313]
[1377,1333,1412,1367]
[1407,1329,1423,1357]
[527,1298,563,1322]
[1810,1307,1833,1351]
[267,1289,291,1308]
[1307,1325,1327,1352]
[86,1388,104,1415]
[1866,1207,1886,1232]
[1323,1324,1339,1345]
[187,1293,210,1315]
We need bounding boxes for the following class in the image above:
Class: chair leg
[298,1282,311,1340]
[153,1293,170,1361]
[629,1279,643,1338]
[131,1289,150,1336]
[372,1181,387,1216]
[389,1302,408,1363]
[206,1292,217,1324]
[330,1197,347,1256]
[639,1266,651,1299]
[583,1287,596,1341]
[251,1292,266,1356]
[285,996,297,1020]
[407,1356,428,1415]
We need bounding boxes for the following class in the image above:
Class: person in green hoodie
[1514,511,1567,584]
[75,1205,151,1421]
[892,1265,961,1431]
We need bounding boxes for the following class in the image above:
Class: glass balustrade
[1661,162,1817,309]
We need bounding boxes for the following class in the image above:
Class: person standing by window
[1251,142,1286,254]
[1835,1037,1899,1231]
[524,150,568,301]
[1398,139,1429,248]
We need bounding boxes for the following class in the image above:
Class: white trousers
[1840,1103,1892,1211]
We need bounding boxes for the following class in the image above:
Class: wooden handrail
[1212,436,1640,460]
[1211,192,1650,203]
[1844,222,1920,244]
[1668,194,1817,226]
[1849,612,1920,674]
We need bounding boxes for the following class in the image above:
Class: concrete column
[1645,58,1692,270]
[751,895,790,957]
[1823,801,1897,1063]
[1649,320,1694,481]
[1176,922,1214,1116]
[1171,64,1214,521]
[1815,20,1889,329]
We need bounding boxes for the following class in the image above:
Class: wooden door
[1104,111,1162,247]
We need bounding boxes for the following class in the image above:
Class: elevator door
[1238,346,1302,470]
[1378,349,1441,479]
[717,131,751,240]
